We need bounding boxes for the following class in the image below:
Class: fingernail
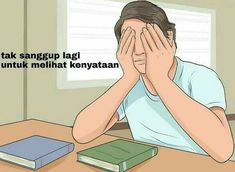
[127,27,131,31]
[143,28,147,32]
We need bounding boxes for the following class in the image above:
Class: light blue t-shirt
[117,57,226,155]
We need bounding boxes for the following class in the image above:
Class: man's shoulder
[179,58,217,79]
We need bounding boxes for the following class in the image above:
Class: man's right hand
[116,27,139,82]
[73,27,140,144]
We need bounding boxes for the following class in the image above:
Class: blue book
[0,135,74,170]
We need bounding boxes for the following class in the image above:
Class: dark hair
[114,0,176,44]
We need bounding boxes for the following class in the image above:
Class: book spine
[34,143,74,170]
[118,147,157,172]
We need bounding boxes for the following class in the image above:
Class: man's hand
[73,28,141,143]
[140,23,176,85]
[117,27,139,82]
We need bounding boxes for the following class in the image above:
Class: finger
[122,31,134,54]
[146,23,164,50]
[153,24,171,49]
[118,28,127,52]
[126,36,135,55]
[142,28,156,51]
[140,32,151,55]
[119,27,132,52]
[117,29,126,53]
[119,29,126,44]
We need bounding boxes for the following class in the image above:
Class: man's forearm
[84,75,137,125]
[152,77,233,162]
[73,75,138,142]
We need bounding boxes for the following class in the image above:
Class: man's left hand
[140,23,176,85]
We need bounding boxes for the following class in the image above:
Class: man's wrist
[151,75,172,92]
[121,74,139,86]
[122,73,139,82]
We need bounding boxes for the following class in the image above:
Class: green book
[77,139,157,172]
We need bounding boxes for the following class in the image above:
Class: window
[57,0,215,89]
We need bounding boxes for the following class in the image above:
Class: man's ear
[167,31,173,46]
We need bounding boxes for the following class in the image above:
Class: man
[72,1,233,162]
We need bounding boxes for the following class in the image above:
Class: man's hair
[114,0,176,44]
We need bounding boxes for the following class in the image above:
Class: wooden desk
[0,120,234,172]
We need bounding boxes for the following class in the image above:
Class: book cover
[0,135,74,170]
[77,139,157,172]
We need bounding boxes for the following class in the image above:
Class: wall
[0,0,24,124]
[26,0,235,126]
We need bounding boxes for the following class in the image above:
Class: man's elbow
[72,126,93,144]
[212,140,234,163]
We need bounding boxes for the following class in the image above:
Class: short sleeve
[190,68,226,110]
[116,100,126,121]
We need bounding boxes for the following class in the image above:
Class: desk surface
[0,120,234,172]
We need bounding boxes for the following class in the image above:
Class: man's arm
[153,77,233,162]
[73,27,138,143]
[140,23,234,162]
[72,76,137,143]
